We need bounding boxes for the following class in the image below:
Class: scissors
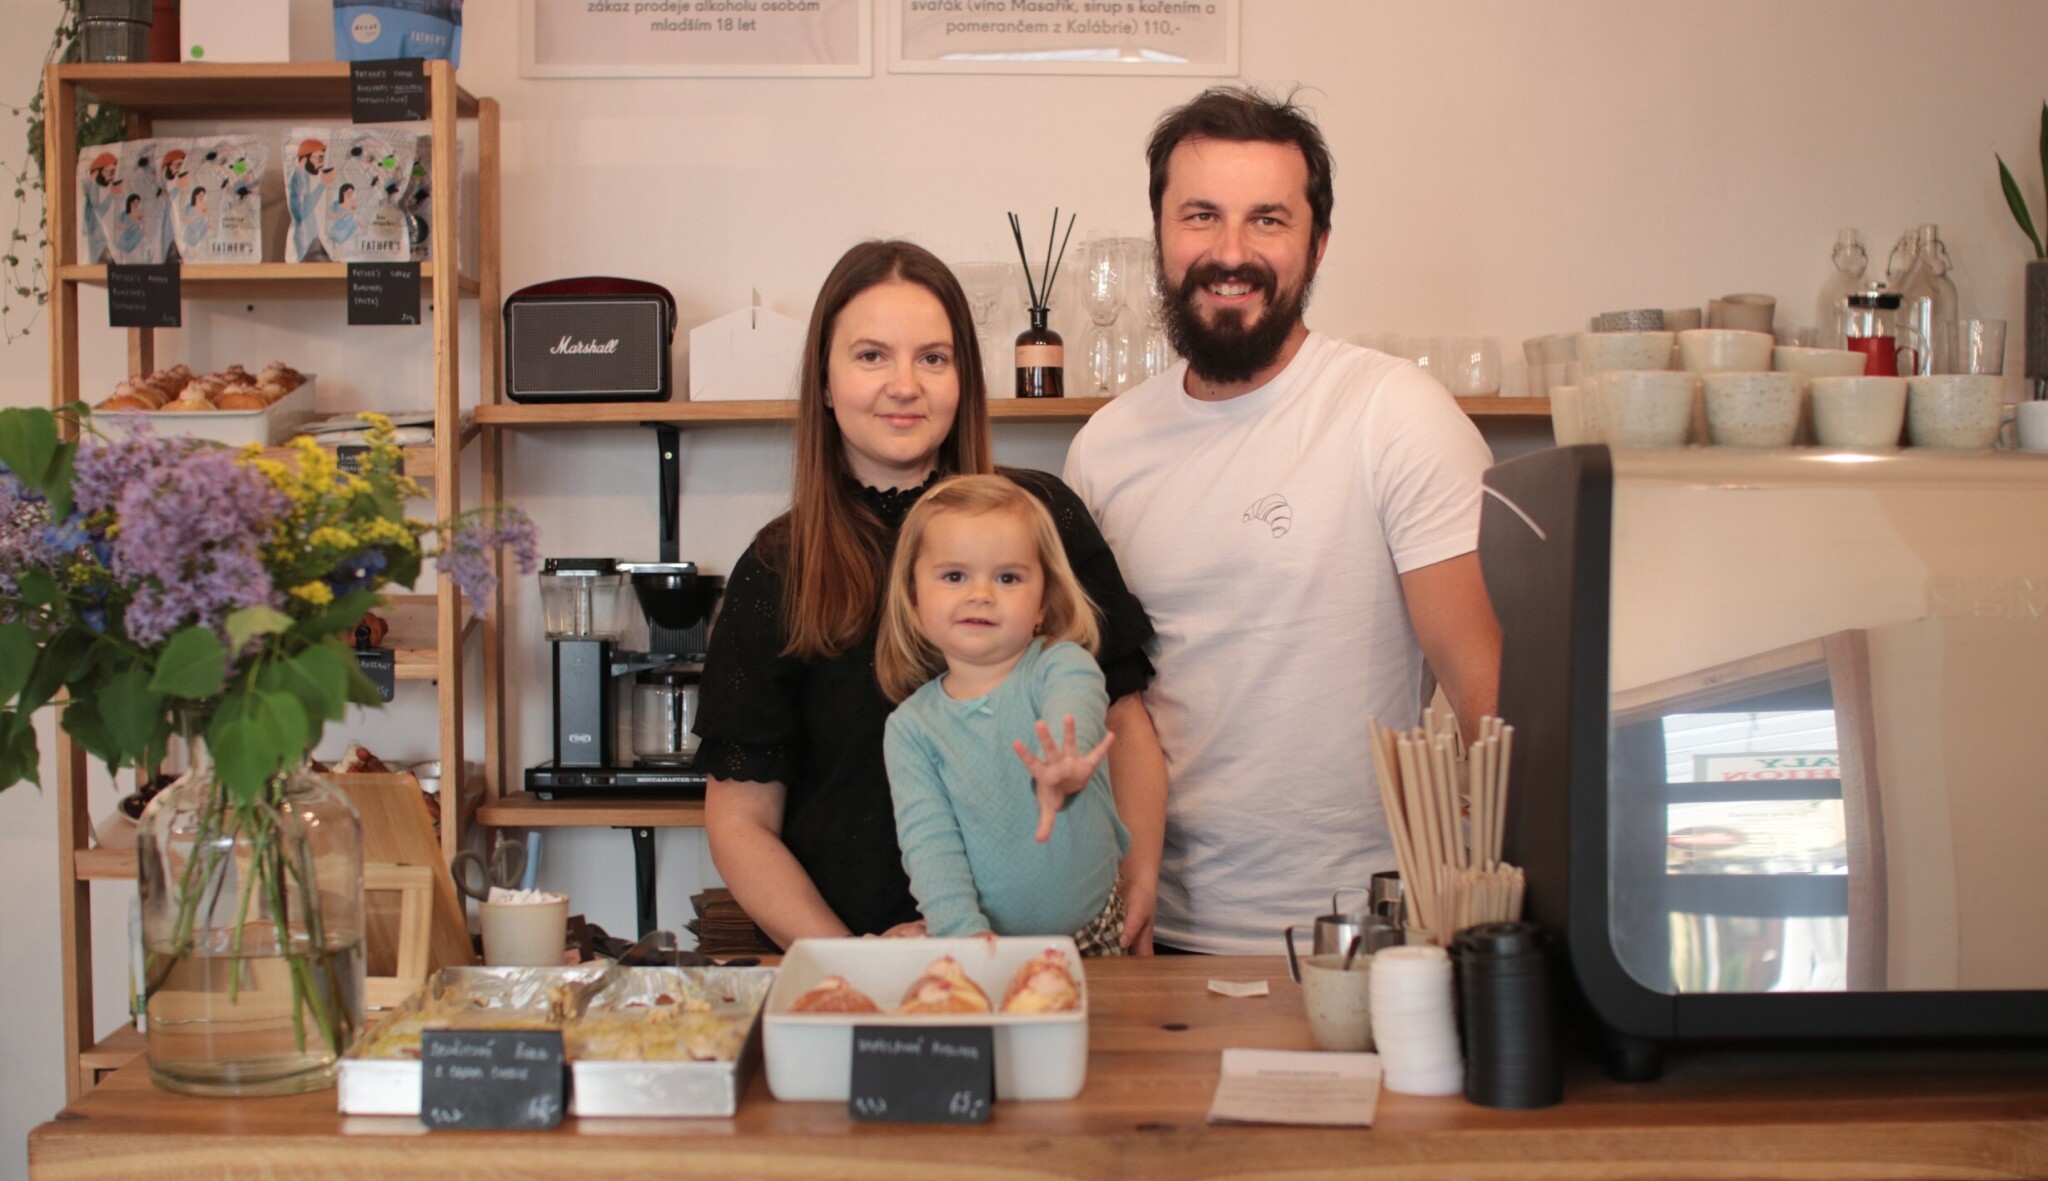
[452,842,528,904]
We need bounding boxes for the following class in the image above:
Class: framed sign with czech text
[521,0,872,78]
[887,0,1237,76]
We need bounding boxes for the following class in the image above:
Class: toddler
[877,475,1130,955]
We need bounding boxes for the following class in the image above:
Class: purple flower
[107,445,289,645]
[0,470,56,597]
[438,508,539,618]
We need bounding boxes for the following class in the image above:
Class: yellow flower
[310,527,357,551]
[290,581,335,607]
[359,518,412,546]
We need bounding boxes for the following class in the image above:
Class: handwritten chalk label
[334,444,370,475]
[351,58,430,123]
[420,1030,566,1130]
[107,264,180,328]
[347,261,421,326]
[354,645,396,703]
[847,1025,993,1124]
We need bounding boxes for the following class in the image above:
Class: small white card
[1206,1048,1382,1127]
[1206,979,1270,999]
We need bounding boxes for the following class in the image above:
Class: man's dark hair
[1147,85,1333,243]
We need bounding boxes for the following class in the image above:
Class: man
[1063,86,1501,955]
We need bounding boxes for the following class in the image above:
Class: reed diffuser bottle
[1009,209,1077,399]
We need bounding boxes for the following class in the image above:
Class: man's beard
[1159,255,1315,386]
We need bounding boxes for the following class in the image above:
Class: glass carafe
[1842,287,1905,377]
[1892,224,1953,376]
[1814,230,1867,349]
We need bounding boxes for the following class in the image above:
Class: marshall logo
[550,335,621,356]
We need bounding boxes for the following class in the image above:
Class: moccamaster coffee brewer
[527,426,723,800]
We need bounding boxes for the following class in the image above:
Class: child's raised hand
[1013,715,1116,844]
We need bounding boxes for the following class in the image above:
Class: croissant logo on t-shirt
[1242,493,1291,537]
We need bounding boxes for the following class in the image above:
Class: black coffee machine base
[526,760,707,801]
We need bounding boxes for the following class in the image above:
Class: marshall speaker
[505,276,676,403]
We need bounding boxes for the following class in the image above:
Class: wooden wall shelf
[477,394,1552,429]
[476,792,706,829]
[56,62,480,119]
[58,263,480,301]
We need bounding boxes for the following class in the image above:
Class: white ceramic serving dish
[761,936,1088,1102]
[95,377,317,447]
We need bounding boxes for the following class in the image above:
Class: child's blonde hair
[876,474,1100,702]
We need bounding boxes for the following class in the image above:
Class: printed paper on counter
[1206,1048,1380,1127]
[1206,979,1269,999]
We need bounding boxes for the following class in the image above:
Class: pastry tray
[761,936,1088,1102]
[339,964,775,1117]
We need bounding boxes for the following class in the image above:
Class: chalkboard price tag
[354,646,396,703]
[335,444,370,474]
[419,1030,567,1131]
[847,1025,994,1124]
[347,262,422,326]
[107,264,181,328]
[351,58,430,123]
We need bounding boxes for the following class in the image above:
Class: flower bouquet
[0,404,536,1095]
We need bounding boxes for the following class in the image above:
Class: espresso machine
[527,427,723,800]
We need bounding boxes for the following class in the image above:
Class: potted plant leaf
[1995,100,2048,399]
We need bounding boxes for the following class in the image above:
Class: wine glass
[1119,236,1173,383]
[1078,237,1126,394]
[954,262,1013,389]
[1442,335,1502,397]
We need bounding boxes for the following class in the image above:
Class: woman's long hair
[778,240,994,660]
[875,475,1101,703]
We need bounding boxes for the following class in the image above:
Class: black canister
[1452,921,1562,1109]
[80,0,154,62]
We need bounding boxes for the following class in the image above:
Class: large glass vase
[136,721,365,1096]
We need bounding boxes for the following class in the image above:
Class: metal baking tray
[339,964,775,1117]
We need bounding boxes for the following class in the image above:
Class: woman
[694,240,1167,952]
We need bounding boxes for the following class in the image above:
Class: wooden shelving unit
[45,61,499,1103]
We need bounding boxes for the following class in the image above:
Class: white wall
[6,0,2048,1167]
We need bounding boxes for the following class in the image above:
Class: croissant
[896,955,992,1014]
[1000,948,1081,1013]
[789,975,880,1014]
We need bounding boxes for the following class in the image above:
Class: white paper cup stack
[1368,945,1464,1096]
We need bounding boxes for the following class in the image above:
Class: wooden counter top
[29,956,2048,1180]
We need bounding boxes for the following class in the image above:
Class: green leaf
[0,714,41,791]
[258,690,311,765]
[224,605,293,651]
[59,696,119,769]
[2001,154,2046,260]
[0,408,58,496]
[293,589,382,641]
[208,714,276,806]
[96,665,164,769]
[41,441,75,522]
[0,621,33,705]
[16,569,56,608]
[19,628,94,717]
[2039,101,2047,252]
[258,644,350,724]
[148,627,227,700]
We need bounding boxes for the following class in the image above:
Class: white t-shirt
[1064,332,1491,954]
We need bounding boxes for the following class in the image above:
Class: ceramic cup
[2010,399,2048,452]
[1907,375,2006,450]
[1300,953,1374,1052]
[1549,384,1588,445]
[481,896,570,967]
[1590,308,1665,332]
[1661,307,1704,333]
[1708,293,1777,335]
[1592,369,1698,449]
[1576,331,1675,375]
[1810,376,1908,449]
[1773,346,1868,378]
[1678,329,1774,373]
[1703,371,1805,447]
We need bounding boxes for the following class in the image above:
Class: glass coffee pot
[1841,287,1910,377]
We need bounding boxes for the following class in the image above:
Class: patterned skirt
[1072,883,1127,957]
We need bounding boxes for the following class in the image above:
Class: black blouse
[693,467,1155,941]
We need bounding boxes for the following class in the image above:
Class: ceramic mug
[1703,372,1805,447]
[1592,369,1698,449]
[1300,953,1374,1052]
[1907,375,2005,449]
[2010,399,2048,452]
[1576,331,1674,375]
[1772,346,1867,378]
[1708,292,1776,335]
[1548,384,1588,445]
[1810,376,1908,449]
[1678,329,1775,373]
[481,896,569,967]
